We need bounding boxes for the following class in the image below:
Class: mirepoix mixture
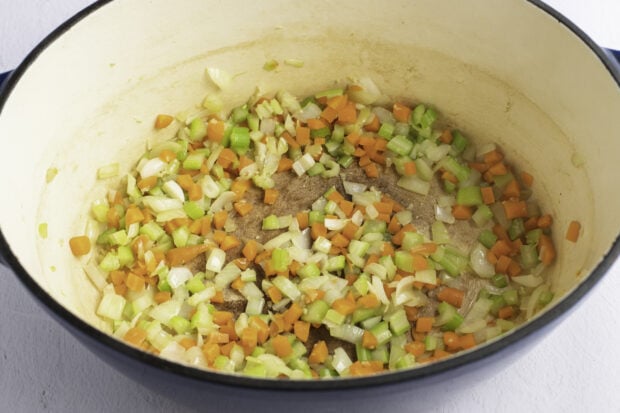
[69,76,562,379]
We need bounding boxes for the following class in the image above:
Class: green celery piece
[456,186,483,206]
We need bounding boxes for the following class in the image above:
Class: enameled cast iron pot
[1,0,619,409]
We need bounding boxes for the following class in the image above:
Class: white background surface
[1,1,619,412]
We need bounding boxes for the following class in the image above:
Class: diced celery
[456,186,483,206]
[478,229,498,249]
[387,135,414,156]
[189,117,207,141]
[302,300,329,324]
[271,248,290,273]
[298,262,321,278]
[369,321,392,346]
[388,309,411,335]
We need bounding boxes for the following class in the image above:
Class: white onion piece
[139,157,166,179]
[206,67,232,90]
[210,191,236,212]
[167,267,193,288]
[296,102,322,122]
[469,243,495,278]
[371,106,395,124]
[343,180,367,195]
[526,284,548,319]
[435,204,455,224]
[162,180,185,202]
[512,274,544,288]
[159,341,186,363]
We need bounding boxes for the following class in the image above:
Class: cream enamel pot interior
[1,0,620,400]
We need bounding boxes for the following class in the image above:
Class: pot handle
[0,72,11,266]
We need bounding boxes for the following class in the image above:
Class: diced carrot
[124,327,148,346]
[403,161,417,176]
[393,102,412,123]
[363,162,379,178]
[294,320,310,343]
[459,333,477,350]
[411,254,429,271]
[495,255,513,274]
[321,106,339,123]
[307,118,327,130]
[295,126,311,146]
[439,129,453,144]
[231,277,245,291]
[238,155,254,171]
[538,234,556,265]
[342,221,360,240]
[502,179,521,199]
[125,272,144,292]
[502,200,528,219]
[263,188,279,205]
[166,244,209,266]
[498,306,515,320]
[137,175,158,192]
[217,148,238,169]
[233,201,253,217]
[338,200,354,217]
[69,236,91,257]
[479,186,495,205]
[220,235,240,251]
[332,297,357,316]
[443,331,461,351]
[469,162,489,173]
[437,287,465,308]
[337,101,357,124]
[345,132,361,146]
[158,149,177,163]
[210,290,224,304]
[483,149,504,165]
[404,341,426,357]
[283,302,304,325]
[266,285,283,303]
[311,222,327,240]
[364,114,381,132]
[109,270,126,286]
[348,361,384,376]
[452,204,473,220]
[357,293,381,309]
[537,214,553,229]
[327,94,348,110]
[154,291,171,304]
[213,311,234,326]
[202,342,221,365]
[188,183,203,201]
[125,206,145,226]
[507,260,522,277]
[213,210,228,230]
[308,340,329,364]
[271,334,293,358]
[566,220,581,243]
[488,162,508,176]
[176,174,194,190]
[277,157,294,172]
[330,233,350,248]
[154,114,174,129]
[404,306,418,321]
[248,316,270,344]
[358,154,371,165]
[416,317,435,333]
[229,179,250,200]
[296,211,309,230]
[206,119,225,143]
[362,330,379,350]
[240,327,258,351]
[521,171,534,188]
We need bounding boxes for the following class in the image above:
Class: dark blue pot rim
[1,0,619,391]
